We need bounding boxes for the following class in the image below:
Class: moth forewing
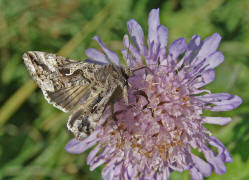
[22,51,100,112]
[23,51,133,140]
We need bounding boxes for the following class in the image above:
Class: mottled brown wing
[22,51,102,112]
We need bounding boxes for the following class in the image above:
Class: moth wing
[43,85,92,112]
[67,83,118,140]
[22,51,102,112]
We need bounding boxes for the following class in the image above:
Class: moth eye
[59,68,70,75]
[78,123,84,132]
[78,123,87,132]
[88,69,93,73]
[78,116,90,133]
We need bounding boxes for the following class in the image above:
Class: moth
[23,51,133,140]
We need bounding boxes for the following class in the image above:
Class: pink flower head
[65,8,242,180]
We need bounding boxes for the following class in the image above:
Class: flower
[65,8,242,180]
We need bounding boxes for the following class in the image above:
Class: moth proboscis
[22,51,133,140]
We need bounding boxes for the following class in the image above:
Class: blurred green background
[0,0,248,179]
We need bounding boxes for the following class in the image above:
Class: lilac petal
[207,136,233,163]
[184,35,201,65]
[90,158,106,171]
[102,164,115,180]
[203,136,232,174]
[65,130,99,154]
[65,137,97,154]
[88,146,115,167]
[162,167,170,180]
[85,48,109,64]
[174,57,185,71]
[202,147,226,175]
[123,34,143,67]
[147,41,160,63]
[148,8,160,46]
[192,89,211,95]
[93,36,120,66]
[197,93,242,111]
[158,25,169,49]
[208,95,242,111]
[193,69,215,88]
[187,59,207,80]
[192,154,212,177]
[208,104,239,111]
[204,51,224,69]
[168,38,187,64]
[190,167,204,180]
[121,49,133,67]
[127,164,138,179]
[193,33,221,65]
[127,19,146,54]
[65,138,82,154]
[148,170,157,180]
[156,172,163,180]
[198,93,232,101]
[113,163,122,178]
[85,59,107,65]
[87,144,101,164]
[202,117,232,125]
[158,25,169,62]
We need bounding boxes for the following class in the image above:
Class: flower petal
[202,145,227,175]
[184,35,201,65]
[192,154,212,177]
[197,93,242,111]
[193,33,221,66]
[85,48,109,64]
[190,167,204,180]
[93,36,120,66]
[148,8,160,46]
[127,19,146,54]
[102,164,115,180]
[158,25,169,62]
[158,25,169,50]
[87,144,101,164]
[162,167,170,180]
[65,137,97,154]
[198,93,232,101]
[202,117,232,125]
[122,34,143,68]
[209,96,242,111]
[90,158,106,171]
[168,38,187,64]
[204,51,224,69]
[207,136,233,163]
[127,163,137,179]
[65,130,99,154]
[193,69,215,88]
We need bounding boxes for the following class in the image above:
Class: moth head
[123,67,134,78]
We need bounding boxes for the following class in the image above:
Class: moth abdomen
[68,109,84,127]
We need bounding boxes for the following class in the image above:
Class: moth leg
[89,84,118,123]
[123,85,129,105]
[110,103,116,121]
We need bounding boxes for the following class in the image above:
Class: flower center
[101,66,203,170]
